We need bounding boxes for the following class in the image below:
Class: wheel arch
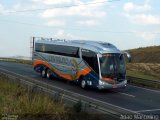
[79,75,85,81]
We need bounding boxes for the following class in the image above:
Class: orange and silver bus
[32,37,131,90]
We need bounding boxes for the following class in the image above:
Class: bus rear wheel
[46,69,52,79]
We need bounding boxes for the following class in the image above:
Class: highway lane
[0,62,160,115]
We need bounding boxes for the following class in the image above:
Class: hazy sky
[0,0,160,57]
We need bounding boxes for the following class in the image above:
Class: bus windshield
[100,53,126,80]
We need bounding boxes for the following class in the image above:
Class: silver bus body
[33,37,127,89]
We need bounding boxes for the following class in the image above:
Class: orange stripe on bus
[102,77,116,82]
[33,60,92,80]
[78,67,92,77]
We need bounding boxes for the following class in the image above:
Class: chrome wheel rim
[47,71,50,79]
[42,70,45,77]
[81,80,86,88]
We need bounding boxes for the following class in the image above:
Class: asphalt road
[0,62,160,115]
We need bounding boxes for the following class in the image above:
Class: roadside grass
[127,63,160,89]
[128,45,160,63]
[127,70,159,81]
[0,74,102,120]
[127,63,160,80]
[0,58,32,65]
[0,74,67,120]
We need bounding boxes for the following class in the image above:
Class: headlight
[99,80,105,85]
[124,80,127,84]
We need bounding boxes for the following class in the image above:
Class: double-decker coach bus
[32,37,131,90]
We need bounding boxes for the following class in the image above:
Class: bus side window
[36,43,79,58]
[82,49,99,74]
[35,43,43,52]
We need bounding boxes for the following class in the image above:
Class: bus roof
[35,39,121,54]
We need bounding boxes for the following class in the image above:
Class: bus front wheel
[41,68,47,78]
[80,79,86,89]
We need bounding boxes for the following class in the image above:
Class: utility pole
[30,36,35,61]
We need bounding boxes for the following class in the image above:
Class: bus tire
[41,68,47,78]
[46,69,52,79]
[80,79,86,89]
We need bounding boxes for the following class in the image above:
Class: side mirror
[123,51,131,62]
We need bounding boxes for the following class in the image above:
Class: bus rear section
[32,41,99,88]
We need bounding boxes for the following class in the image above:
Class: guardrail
[0,69,138,120]
[127,76,160,89]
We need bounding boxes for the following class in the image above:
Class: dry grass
[0,58,32,65]
[126,45,160,88]
[127,63,160,80]
[128,45,160,63]
[0,75,68,120]
[0,74,102,120]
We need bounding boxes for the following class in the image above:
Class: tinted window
[35,43,44,52]
[100,53,126,79]
[82,49,99,74]
[35,43,79,58]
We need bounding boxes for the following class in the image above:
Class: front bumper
[97,79,127,90]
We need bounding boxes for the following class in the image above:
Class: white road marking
[136,108,160,113]
[129,85,160,93]
[0,67,138,114]
[118,92,136,98]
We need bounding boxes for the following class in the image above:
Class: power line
[0,19,129,33]
[3,0,120,14]
[0,19,159,34]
